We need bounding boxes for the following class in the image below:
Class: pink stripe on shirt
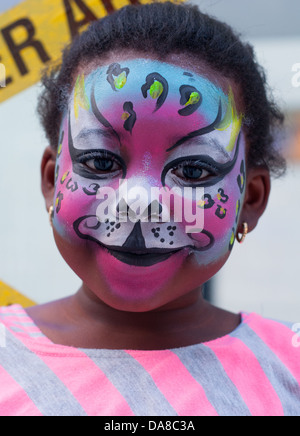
[0,365,43,416]
[127,349,218,416]
[1,307,134,416]
[0,305,48,336]
[246,314,300,384]
[206,335,284,416]
[13,338,134,417]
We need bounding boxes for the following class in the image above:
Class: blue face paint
[80,59,230,135]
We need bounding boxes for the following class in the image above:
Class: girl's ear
[238,166,271,233]
[41,146,57,211]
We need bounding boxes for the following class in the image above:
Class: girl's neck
[26,285,241,350]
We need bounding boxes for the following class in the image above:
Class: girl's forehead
[66,57,243,161]
[70,58,229,109]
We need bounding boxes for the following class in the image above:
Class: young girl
[0,2,299,417]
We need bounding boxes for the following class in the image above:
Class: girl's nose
[116,197,163,223]
[114,178,165,223]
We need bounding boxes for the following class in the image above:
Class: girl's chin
[54,230,230,310]
[87,246,187,304]
[92,246,225,307]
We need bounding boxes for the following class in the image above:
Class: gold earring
[236,222,248,244]
[48,205,54,228]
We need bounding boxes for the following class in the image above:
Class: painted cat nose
[122,221,147,251]
[116,198,163,222]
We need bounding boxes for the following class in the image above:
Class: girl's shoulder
[209,311,299,359]
[236,311,298,351]
[203,311,300,385]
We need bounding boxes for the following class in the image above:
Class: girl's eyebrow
[174,137,231,160]
[75,128,113,141]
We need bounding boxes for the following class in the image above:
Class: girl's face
[52,58,246,311]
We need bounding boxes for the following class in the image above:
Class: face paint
[52,59,245,303]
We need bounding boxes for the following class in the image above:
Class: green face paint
[185,91,201,106]
[114,71,127,90]
[149,81,164,99]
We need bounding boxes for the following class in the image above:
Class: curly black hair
[37,1,286,177]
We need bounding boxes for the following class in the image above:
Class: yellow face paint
[74,74,90,120]
[185,91,201,106]
[197,200,206,208]
[236,200,240,217]
[57,143,62,156]
[61,171,69,183]
[216,87,243,152]
[230,231,235,246]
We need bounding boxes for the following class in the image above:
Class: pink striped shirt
[0,304,299,416]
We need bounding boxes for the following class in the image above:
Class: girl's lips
[104,246,182,266]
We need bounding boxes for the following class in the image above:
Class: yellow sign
[0,281,35,307]
[0,0,165,103]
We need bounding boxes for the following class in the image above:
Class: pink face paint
[53,59,245,301]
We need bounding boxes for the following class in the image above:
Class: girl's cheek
[185,137,246,265]
[52,124,97,242]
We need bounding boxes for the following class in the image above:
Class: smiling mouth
[73,216,182,266]
[104,246,182,266]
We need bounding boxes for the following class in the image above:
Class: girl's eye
[75,150,126,180]
[182,165,205,180]
[85,158,115,172]
[82,156,123,175]
[172,163,210,182]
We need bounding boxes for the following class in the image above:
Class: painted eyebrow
[75,128,113,141]
[182,136,231,160]
[161,133,241,188]
[68,114,127,179]
[166,99,222,152]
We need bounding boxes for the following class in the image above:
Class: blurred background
[0,0,299,321]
